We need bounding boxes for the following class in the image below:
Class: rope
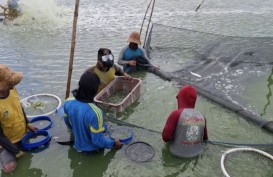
[105,116,273,148]
[105,115,161,134]
[221,147,273,177]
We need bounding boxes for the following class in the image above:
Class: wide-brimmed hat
[0,64,23,90]
[127,32,141,45]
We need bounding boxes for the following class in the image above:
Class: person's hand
[113,139,123,149]
[128,60,136,66]
[15,151,24,158]
[27,123,38,132]
[123,73,132,80]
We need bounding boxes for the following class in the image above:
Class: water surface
[1,0,273,176]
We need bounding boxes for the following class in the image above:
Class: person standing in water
[117,32,152,74]
[85,48,131,94]
[64,71,123,153]
[0,64,38,173]
[162,85,208,158]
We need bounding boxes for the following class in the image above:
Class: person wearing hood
[162,85,208,158]
[63,71,122,153]
[0,64,38,173]
[85,48,131,94]
[117,32,152,74]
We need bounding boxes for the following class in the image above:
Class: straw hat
[0,64,23,91]
[127,32,141,45]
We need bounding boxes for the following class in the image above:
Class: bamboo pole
[65,0,80,99]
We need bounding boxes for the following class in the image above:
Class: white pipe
[221,147,273,177]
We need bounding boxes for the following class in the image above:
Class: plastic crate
[94,76,141,112]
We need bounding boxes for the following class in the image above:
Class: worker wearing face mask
[85,48,131,94]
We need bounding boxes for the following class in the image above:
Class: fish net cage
[145,23,273,131]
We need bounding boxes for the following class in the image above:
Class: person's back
[162,85,208,158]
[64,71,122,152]
[170,108,206,158]
[64,98,109,151]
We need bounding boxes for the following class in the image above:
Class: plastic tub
[94,76,141,112]
[30,116,53,130]
[21,130,51,151]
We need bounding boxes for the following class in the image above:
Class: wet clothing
[0,89,27,144]
[86,64,124,93]
[169,109,206,158]
[162,85,208,158]
[64,97,114,152]
[0,88,29,167]
[0,147,16,167]
[118,45,149,73]
[72,70,100,103]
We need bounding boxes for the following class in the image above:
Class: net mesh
[145,23,273,127]
[21,94,61,118]
[125,142,154,162]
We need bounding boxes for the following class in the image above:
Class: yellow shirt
[93,67,116,93]
[0,88,27,143]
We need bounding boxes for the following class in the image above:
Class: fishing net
[145,23,273,132]
[125,141,155,162]
[108,126,134,144]
[20,94,62,118]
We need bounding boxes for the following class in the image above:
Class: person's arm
[113,64,132,79]
[203,118,208,140]
[139,46,149,59]
[85,66,96,73]
[63,103,72,130]
[22,106,38,132]
[162,110,180,142]
[117,46,130,66]
[0,127,20,154]
[89,114,121,149]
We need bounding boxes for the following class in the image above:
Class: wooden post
[65,0,80,99]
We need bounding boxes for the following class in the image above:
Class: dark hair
[98,48,112,60]
[72,71,100,103]
[97,48,114,71]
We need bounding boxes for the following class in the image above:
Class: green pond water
[0,0,273,176]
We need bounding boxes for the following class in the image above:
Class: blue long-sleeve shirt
[64,98,114,151]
